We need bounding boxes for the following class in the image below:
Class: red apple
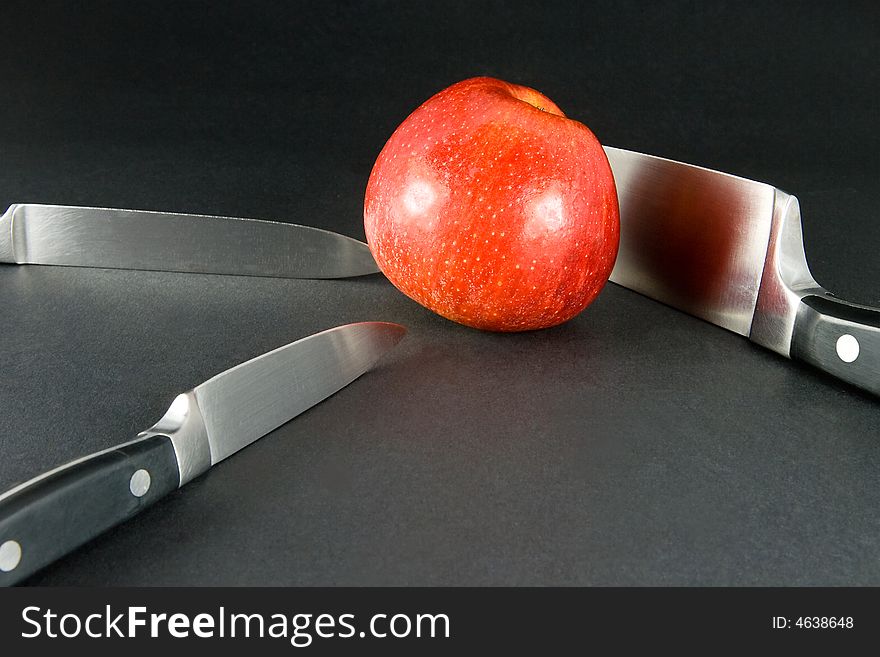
[364,77,619,331]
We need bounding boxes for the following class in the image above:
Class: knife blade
[604,145,879,396]
[0,321,406,585]
[0,203,380,278]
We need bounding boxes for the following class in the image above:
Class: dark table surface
[1,2,878,586]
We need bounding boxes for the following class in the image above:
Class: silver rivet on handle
[129,469,152,498]
[836,334,860,363]
[0,539,22,572]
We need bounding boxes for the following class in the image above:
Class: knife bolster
[750,191,824,356]
[138,391,212,486]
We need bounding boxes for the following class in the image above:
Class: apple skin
[364,77,619,331]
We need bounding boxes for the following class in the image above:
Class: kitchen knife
[0,321,406,585]
[0,203,379,278]
[604,146,879,396]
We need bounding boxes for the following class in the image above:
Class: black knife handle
[0,434,180,586]
[791,294,880,396]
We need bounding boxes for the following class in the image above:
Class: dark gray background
[0,1,878,585]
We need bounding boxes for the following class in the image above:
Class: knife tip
[367,321,408,343]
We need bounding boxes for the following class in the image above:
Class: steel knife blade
[0,203,379,278]
[0,321,406,585]
[604,145,879,396]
